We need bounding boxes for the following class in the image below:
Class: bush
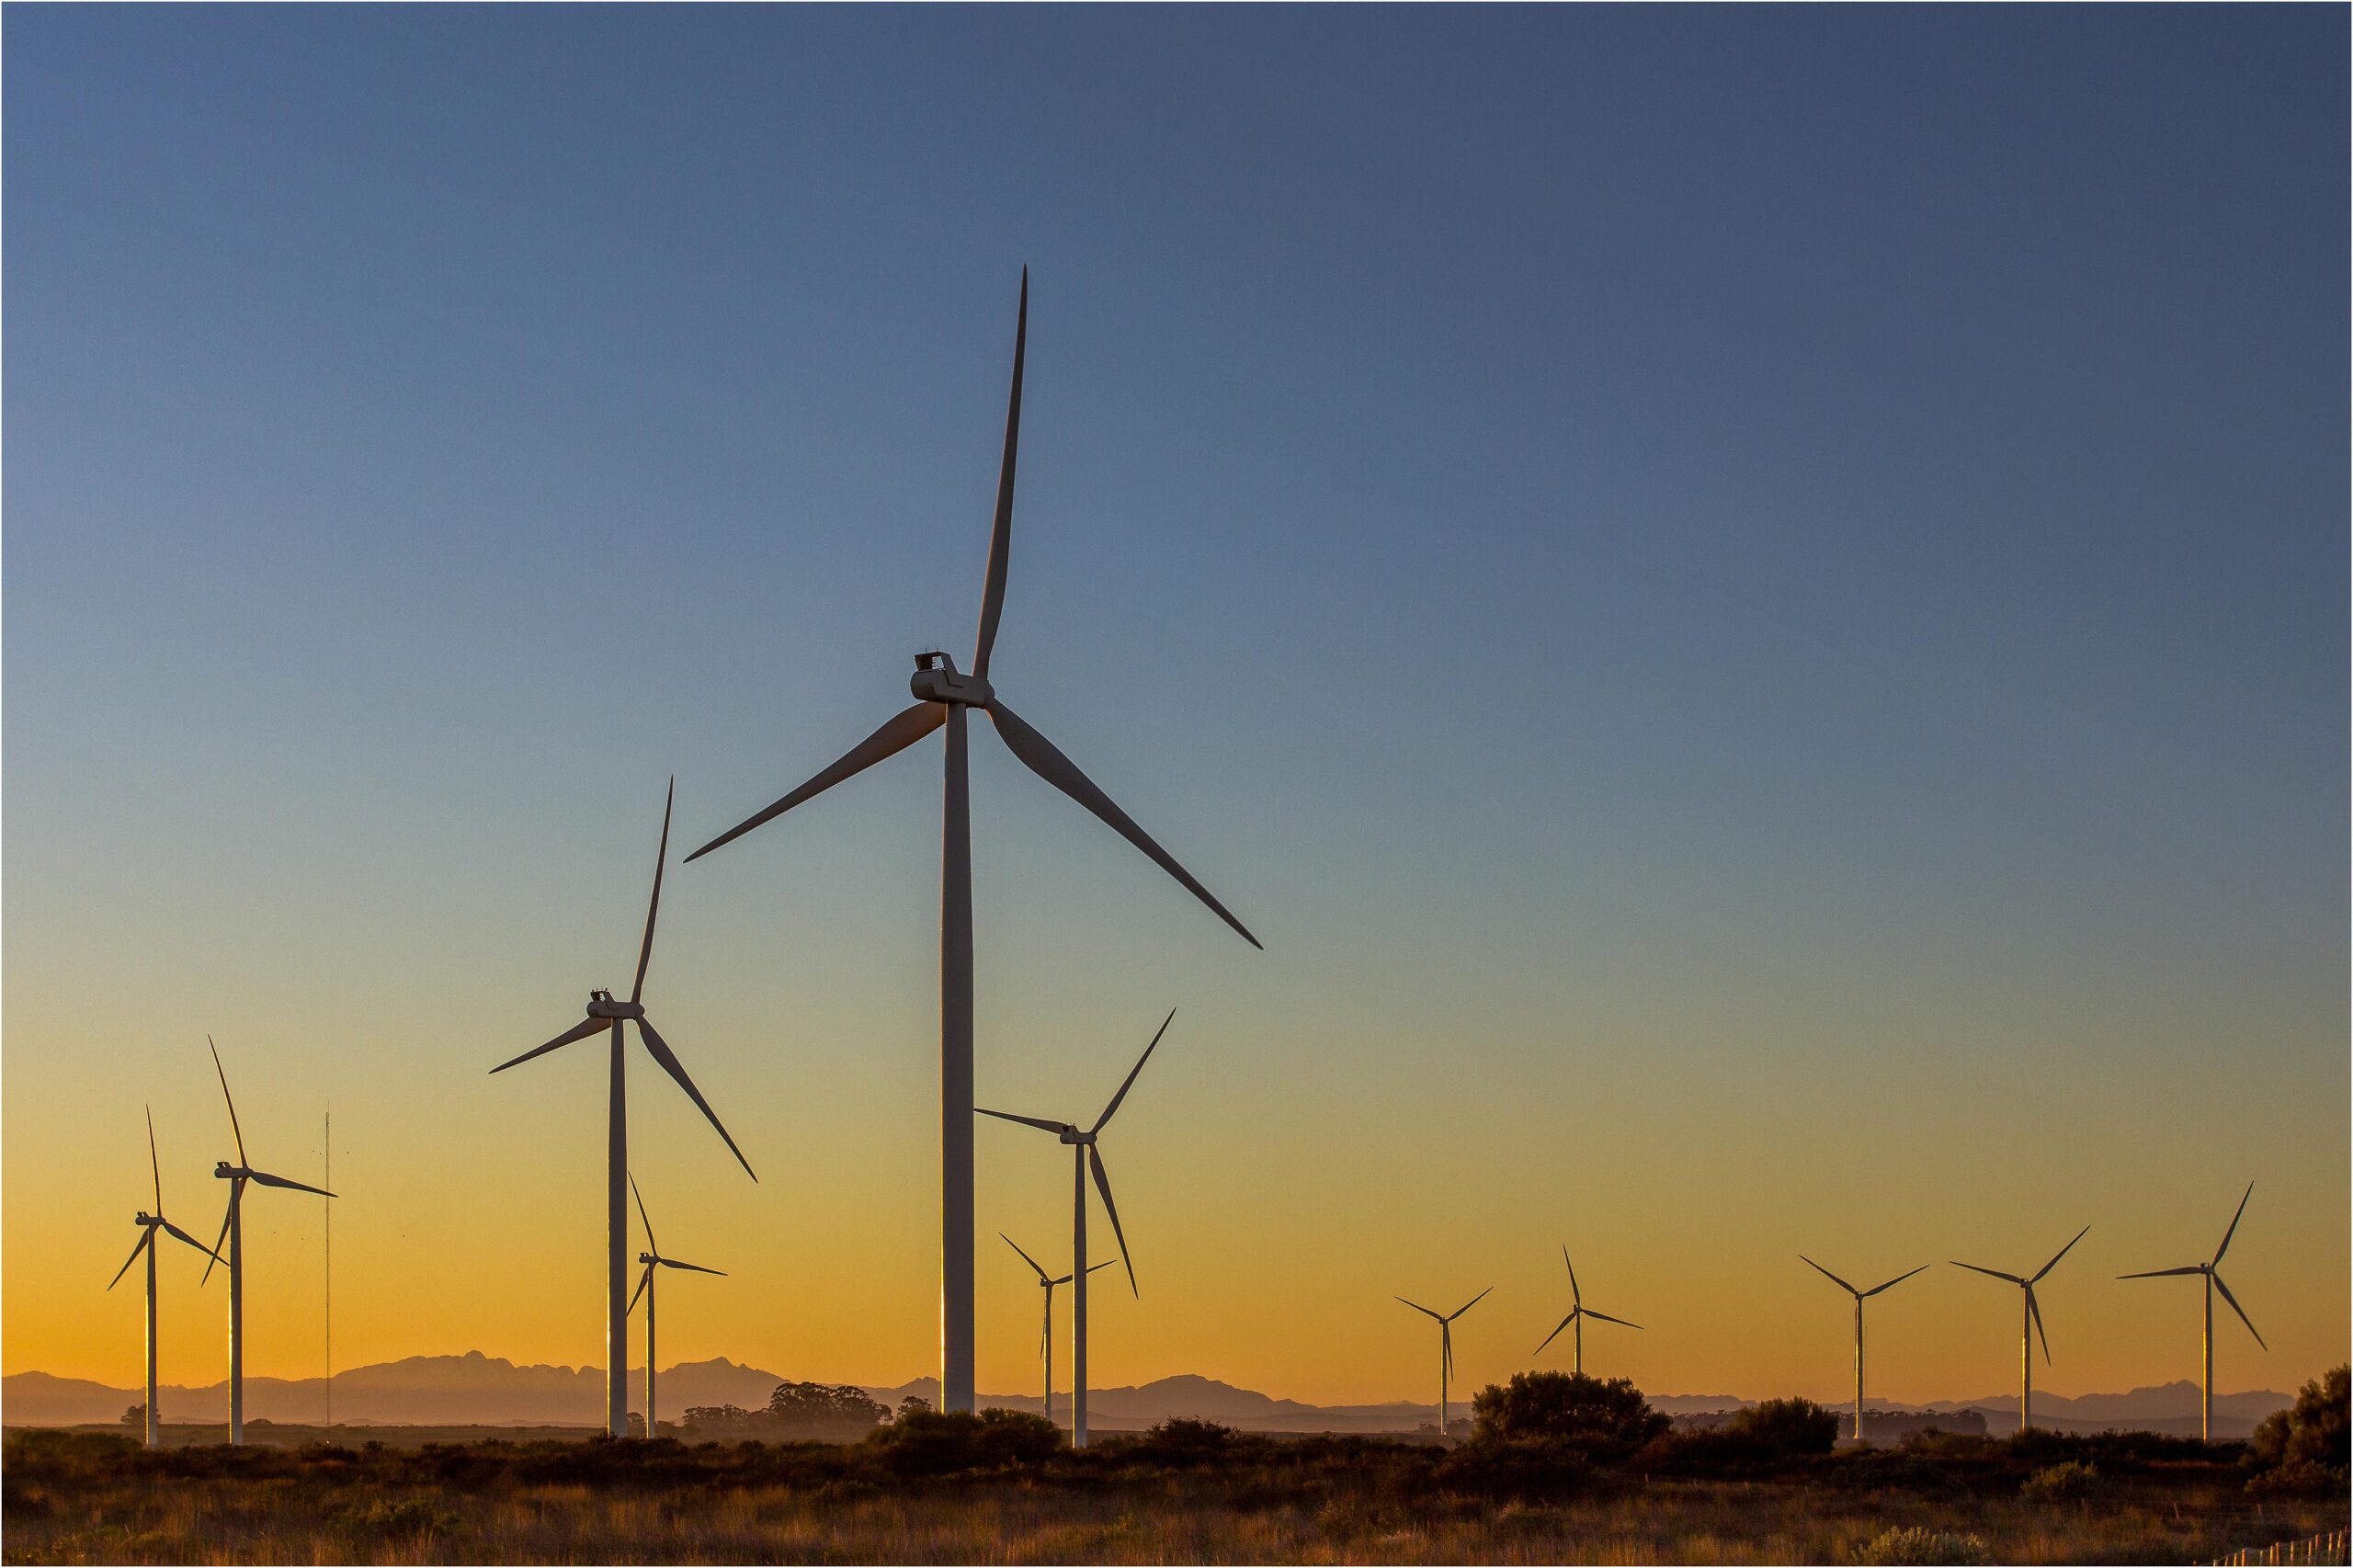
[2250,1365,2348,1471]
[1855,1525,1992,1564]
[1125,1417,1255,1468]
[2020,1459,2098,1501]
[1436,1435,1596,1501]
[864,1407,1061,1474]
[2246,1458,2347,1498]
[1470,1372,1671,1454]
[1728,1398,1842,1458]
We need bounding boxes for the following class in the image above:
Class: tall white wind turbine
[1533,1248,1642,1376]
[684,273,1259,1414]
[1951,1224,2088,1434]
[1397,1287,1491,1439]
[2119,1182,2265,1442]
[201,1038,335,1447]
[1002,1233,1113,1428]
[627,1174,725,1437]
[975,1008,1176,1448]
[493,780,756,1437]
[108,1109,222,1449]
[1799,1256,1927,1442]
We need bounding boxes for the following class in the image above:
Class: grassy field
[5,1424,2346,1566]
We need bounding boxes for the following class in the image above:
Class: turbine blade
[1582,1309,1643,1330]
[208,1036,247,1168]
[146,1107,162,1213]
[1862,1265,1931,1298]
[1086,1258,1117,1275]
[631,778,673,1005]
[1563,1246,1581,1307]
[108,1230,154,1290]
[246,1169,334,1198]
[2212,1182,2254,1266]
[975,1108,1073,1137]
[986,701,1260,949]
[1092,1008,1176,1133]
[685,703,945,862]
[1088,1145,1136,1296]
[1394,1297,1442,1320]
[1448,1285,1493,1321]
[1950,1261,2027,1285]
[2118,1266,2206,1279]
[162,1220,223,1266]
[635,1017,757,1182]
[200,1185,238,1286]
[972,267,1026,681]
[1801,1256,1859,1295]
[491,1016,607,1074]
[629,1266,650,1317]
[2031,1224,2090,1283]
[2027,1287,2052,1365]
[660,1258,726,1277]
[1441,1321,1453,1380]
[1000,1233,1051,1282]
[631,1172,656,1257]
[2211,1272,2267,1350]
[1533,1312,1575,1357]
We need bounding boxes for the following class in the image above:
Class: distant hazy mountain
[0,1358,2292,1437]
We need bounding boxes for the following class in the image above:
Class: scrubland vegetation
[6,1368,2344,1564]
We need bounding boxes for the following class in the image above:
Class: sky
[5,6,2346,1414]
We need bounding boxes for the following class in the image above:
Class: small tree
[896,1394,933,1422]
[2250,1365,2349,1471]
[1470,1371,1670,1451]
[120,1403,145,1428]
[764,1381,890,1438]
[1727,1397,1841,1457]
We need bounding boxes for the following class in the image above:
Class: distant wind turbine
[1533,1248,1642,1376]
[1799,1256,1927,1442]
[975,1007,1176,1448]
[2119,1182,2265,1442]
[684,272,1259,1414]
[1397,1287,1491,1439]
[202,1037,335,1447]
[493,780,756,1437]
[1951,1224,2088,1434]
[1002,1233,1113,1429]
[108,1109,222,1449]
[626,1175,725,1437]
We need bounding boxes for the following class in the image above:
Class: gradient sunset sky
[6,6,2346,1412]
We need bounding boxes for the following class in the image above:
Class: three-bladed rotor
[1801,1256,1929,1302]
[1003,1233,1114,1291]
[494,780,756,1182]
[626,1175,725,1314]
[1534,1247,1643,1357]
[1397,1287,1492,1381]
[976,1007,1177,1295]
[110,1108,222,1289]
[680,275,1258,953]
[2118,1182,2266,1348]
[1951,1223,2089,1364]
[203,1038,335,1282]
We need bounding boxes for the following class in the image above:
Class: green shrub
[2020,1458,2098,1501]
[1470,1371,1671,1454]
[864,1407,1061,1474]
[1855,1524,1992,1564]
[2251,1365,2349,1471]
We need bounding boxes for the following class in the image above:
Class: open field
[5,1426,2345,1566]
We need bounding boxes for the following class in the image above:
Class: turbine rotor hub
[911,652,993,707]
[1059,1128,1093,1146]
[585,995,645,1020]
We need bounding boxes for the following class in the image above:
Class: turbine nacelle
[585,993,645,1021]
[1057,1125,1094,1147]
[910,652,994,707]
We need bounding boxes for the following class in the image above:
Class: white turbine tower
[684,273,1259,1414]
[1002,1233,1113,1428]
[493,780,756,1437]
[975,1007,1176,1448]
[2119,1182,2265,1443]
[201,1038,335,1447]
[108,1109,222,1449]
[1533,1248,1642,1376]
[626,1175,725,1438]
[1799,1256,1927,1443]
[1951,1224,2088,1435]
[1396,1287,1491,1440]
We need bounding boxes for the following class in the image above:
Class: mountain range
[0,1355,2291,1438]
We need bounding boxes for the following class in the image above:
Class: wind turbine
[1533,1248,1642,1376]
[684,272,1259,1414]
[2119,1182,2265,1442]
[1799,1256,1928,1442]
[493,780,756,1437]
[1397,1287,1491,1439]
[201,1037,335,1447]
[108,1109,222,1449]
[1002,1233,1113,1428]
[975,1007,1176,1448]
[1951,1224,2088,1435]
[626,1174,724,1438]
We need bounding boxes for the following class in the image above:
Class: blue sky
[6,6,2345,1402]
